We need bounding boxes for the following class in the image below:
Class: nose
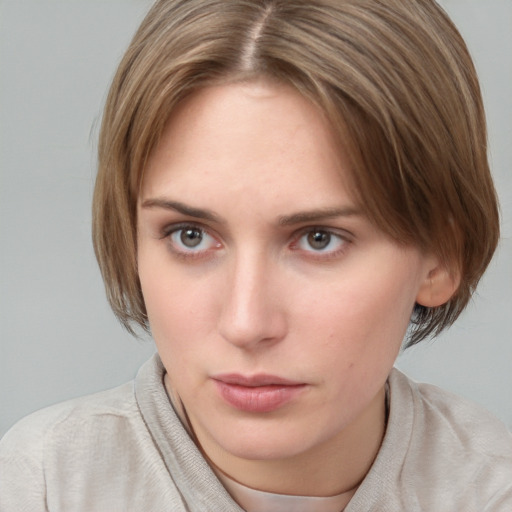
[218,253,287,350]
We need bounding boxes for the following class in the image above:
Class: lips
[212,373,306,413]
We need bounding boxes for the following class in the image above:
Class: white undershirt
[215,469,354,512]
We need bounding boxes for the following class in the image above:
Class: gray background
[1,0,511,437]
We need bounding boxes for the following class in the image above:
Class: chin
[207,418,330,461]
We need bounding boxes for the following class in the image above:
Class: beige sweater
[1,354,511,511]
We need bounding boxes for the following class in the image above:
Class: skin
[137,81,453,500]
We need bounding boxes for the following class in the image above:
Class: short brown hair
[93,0,499,346]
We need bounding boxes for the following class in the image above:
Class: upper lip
[212,373,304,387]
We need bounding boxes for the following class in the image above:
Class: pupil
[181,228,203,248]
[308,231,330,250]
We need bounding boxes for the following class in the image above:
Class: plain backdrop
[1,0,511,437]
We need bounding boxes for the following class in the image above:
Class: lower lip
[213,380,306,413]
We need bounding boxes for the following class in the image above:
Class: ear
[416,257,461,308]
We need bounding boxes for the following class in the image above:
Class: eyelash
[160,223,352,261]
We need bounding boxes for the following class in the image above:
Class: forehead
[140,81,357,212]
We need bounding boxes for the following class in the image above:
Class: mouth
[211,373,307,413]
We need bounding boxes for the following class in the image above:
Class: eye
[165,224,221,256]
[174,227,205,248]
[306,231,333,250]
[293,228,348,255]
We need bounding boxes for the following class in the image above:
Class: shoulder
[389,369,512,510]
[0,382,140,510]
[1,381,137,454]
[392,369,512,455]
[0,356,197,511]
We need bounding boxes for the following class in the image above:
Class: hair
[93,0,500,347]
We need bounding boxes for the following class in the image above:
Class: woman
[1,1,511,510]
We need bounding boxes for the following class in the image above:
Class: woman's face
[137,81,434,467]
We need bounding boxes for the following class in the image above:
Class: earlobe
[416,262,461,308]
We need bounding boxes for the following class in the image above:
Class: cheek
[300,275,415,332]
[295,262,420,362]
[142,276,213,340]
[138,247,198,341]
[140,277,210,390]
[138,251,227,374]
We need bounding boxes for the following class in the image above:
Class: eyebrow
[278,207,362,226]
[141,197,362,226]
[141,198,225,223]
